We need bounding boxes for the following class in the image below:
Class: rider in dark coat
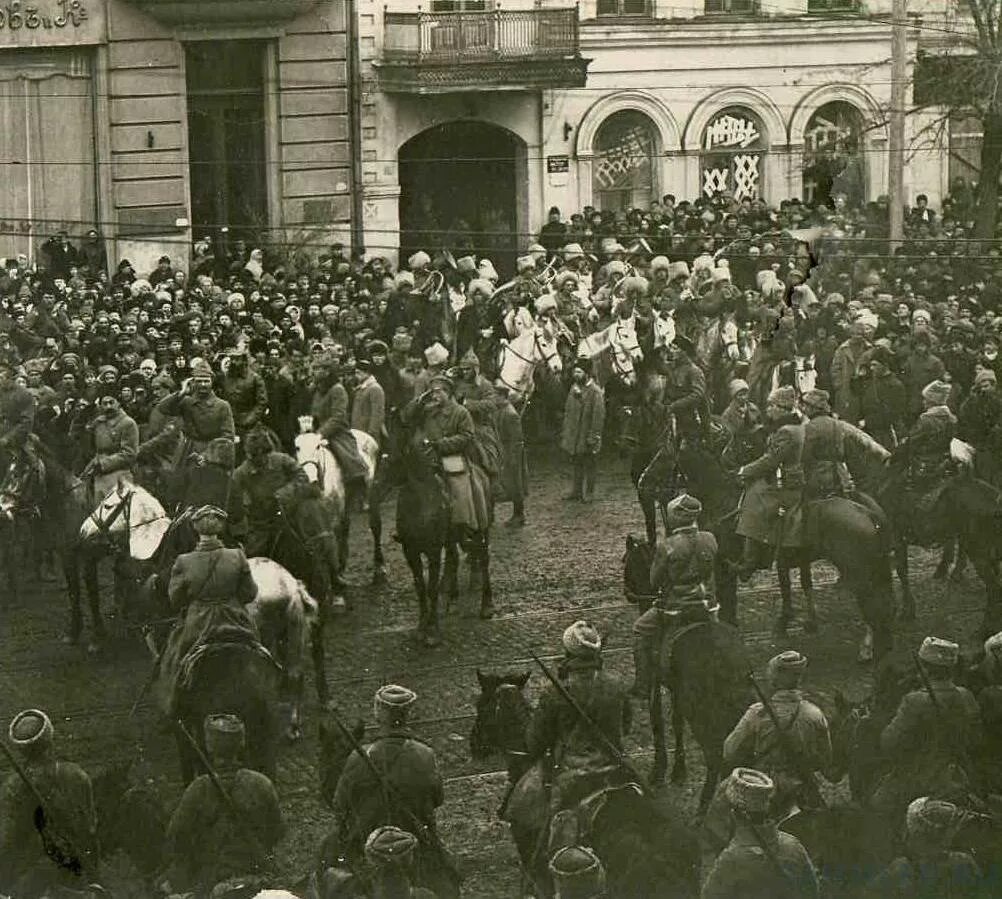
[872,637,982,820]
[658,335,709,442]
[310,358,370,490]
[218,347,269,448]
[165,713,283,895]
[735,386,805,579]
[631,493,718,699]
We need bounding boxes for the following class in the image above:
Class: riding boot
[737,538,761,582]
[582,455,597,503]
[565,459,584,501]
[631,635,655,699]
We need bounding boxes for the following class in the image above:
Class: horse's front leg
[426,548,443,648]
[478,535,495,620]
[83,550,105,653]
[312,599,330,706]
[894,538,915,621]
[670,689,689,787]
[776,560,794,637]
[649,685,667,787]
[403,544,429,640]
[800,561,818,634]
[442,540,459,617]
[368,488,387,585]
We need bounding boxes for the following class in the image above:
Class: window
[597,0,652,16]
[802,101,865,208]
[593,110,658,211]
[700,107,766,200]
[430,1,487,11]
[807,0,859,11]
[704,0,759,13]
[949,112,982,186]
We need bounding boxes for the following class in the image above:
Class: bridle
[497,329,560,393]
[86,487,133,540]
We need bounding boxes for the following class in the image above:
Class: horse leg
[892,538,914,621]
[62,549,83,645]
[951,541,969,582]
[800,561,819,634]
[699,746,723,815]
[716,557,739,627]
[403,544,429,640]
[478,534,495,620]
[369,495,387,585]
[639,493,658,545]
[670,691,688,787]
[934,538,954,580]
[443,538,460,616]
[425,548,443,648]
[776,562,794,637]
[312,599,330,706]
[649,684,667,787]
[84,555,105,653]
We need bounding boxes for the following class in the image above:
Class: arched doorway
[802,101,865,209]
[592,110,659,211]
[700,106,767,200]
[398,121,525,274]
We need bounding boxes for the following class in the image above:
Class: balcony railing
[383,8,580,64]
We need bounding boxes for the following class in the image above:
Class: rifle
[747,673,827,810]
[175,720,270,862]
[324,706,461,885]
[527,651,644,785]
[0,740,89,878]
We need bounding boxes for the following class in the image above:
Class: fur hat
[562,620,602,657]
[974,368,997,391]
[468,278,493,298]
[554,271,580,291]
[424,342,449,367]
[649,255,671,274]
[365,826,418,867]
[191,504,228,535]
[548,846,605,899]
[668,261,690,281]
[620,276,650,297]
[728,379,749,398]
[905,797,963,853]
[392,332,413,353]
[726,768,775,814]
[478,259,499,282]
[395,271,415,290]
[459,348,480,370]
[918,636,959,667]
[204,713,245,758]
[604,260,627,278]
[9,709,53,753]
[535,294,558,316]
[665,492,702,523]
[571,356,592,376]
[801,389,831,414]
[562,243,585,261]
[456,255,477,274]
[374,684,417,723]
[190,358,214,379]
[516,255,536,274]
[767,386,797,410]
[407,251,431,271]
[768,650,808,679]
[921,380,951,406]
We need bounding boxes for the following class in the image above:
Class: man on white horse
[310,355,370,504]
[0,356,43,517]
[230,429,315,559]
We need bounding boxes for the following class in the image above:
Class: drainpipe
[346,0,365,253]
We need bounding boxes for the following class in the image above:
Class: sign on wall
[0,0,105,48]
[546,155,569,174]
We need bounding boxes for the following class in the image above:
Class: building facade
[358,0,957,272]
[0,0,356,273]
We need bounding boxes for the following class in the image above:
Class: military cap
[728,378,749,398]
[455,255,477,274]
[571,356,592,376]
[918,636,959,667]
[60,352,81,370]
[726,767,775,813]
[535,294,558,316]
[366,339,389,356]
[649,255,670,274]
[768,650,808,678]
[355,356,373,374]
[407,251,431,271]
[9,709,53,751]
[364,826,418,866]
[921,379,951,406]
[374,684,417,714]
[906,797,962,850]
[562,619,602,657]
[912,308,932,323]
[427,372,454,393]
[516,255,536,274]
[668,260,690,281]
[527,243,547,256]
[97,364,119,380]
[562,243,585,261]
[190,358,214,378]
[801,389,831,413]
[767,385,797,410]
[424,342,449,367]
[392,332,413,353]
[204,713,245,757]
[974,368,997,390]
[548,845,605,899]
[665,493,702,522]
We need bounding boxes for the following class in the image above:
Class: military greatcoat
[736,415,806,546]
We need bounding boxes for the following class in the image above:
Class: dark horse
[468,670,702,898]
[671,436,895,662]
[622,541,752,808]
[391,437,494,647]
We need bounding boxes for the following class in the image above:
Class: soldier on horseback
[525,621,632,819]
[0,356,43,518]
[630,493,719,699]
[164,713,283,896]
[872,636,982,820]
[0,708,99,897]
[862,797,984,899]
[701,768,819,899]
[330,684,456,897]
[81,388,139,498]
[156,505,260,717]
[735,386,806,581]
[722,651,831,817]
[230,428,314,559]
[310,355,370,505]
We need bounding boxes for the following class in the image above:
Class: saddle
[177,625,277,691]
[548,781,644,858]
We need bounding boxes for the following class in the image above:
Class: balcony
[375,8,590,94]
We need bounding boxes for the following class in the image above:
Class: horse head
[294,431,325,483]
[318,707,366,807]
[469,669,532,763]
[79,480,135,544]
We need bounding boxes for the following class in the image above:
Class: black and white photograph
[1,0,1002,896]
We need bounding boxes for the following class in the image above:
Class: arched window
[802,101,865,209]
[700,106,766,200]
[592,110,658,211]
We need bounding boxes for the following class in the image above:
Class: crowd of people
[1,176,1002,899]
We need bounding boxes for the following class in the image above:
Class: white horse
[578,318,645,388]
[294,421,382,583]
[80,481,322,738]
[496,323,563,400]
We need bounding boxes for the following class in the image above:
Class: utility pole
[888,0,908,248]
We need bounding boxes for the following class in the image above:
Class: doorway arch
[398,121,527,274]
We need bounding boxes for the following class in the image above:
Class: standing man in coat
[219,346,269,454]
[561,357,604,502]
[735,386,805,580]
[494,382,528,527]
[350,356,386,446]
